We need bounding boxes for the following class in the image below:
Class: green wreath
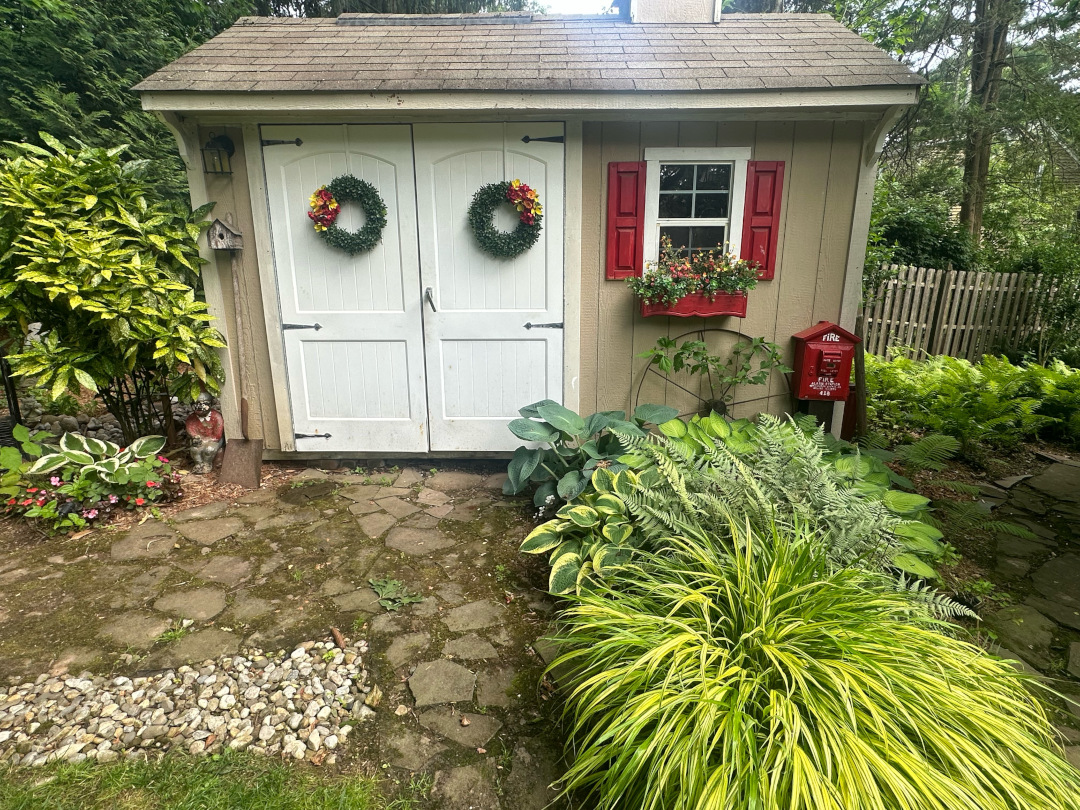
[467,180,543,259]
[309,174,388,256]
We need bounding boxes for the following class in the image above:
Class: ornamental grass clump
[628,235,759,306]
[552,519,1080,810]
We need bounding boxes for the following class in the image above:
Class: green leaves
[536,402,586,437]
[0,141,224,439]
[507,419,560,443]
[632,404,678,426]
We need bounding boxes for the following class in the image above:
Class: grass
[0,750,428,810]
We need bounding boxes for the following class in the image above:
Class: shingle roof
[135,13,922,95]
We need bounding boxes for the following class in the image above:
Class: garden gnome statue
[185,393,224,474]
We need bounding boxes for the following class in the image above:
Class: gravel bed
[0,639,377,767]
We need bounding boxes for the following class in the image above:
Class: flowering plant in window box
[628,236,760,318]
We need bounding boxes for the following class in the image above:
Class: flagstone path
[981,457,1080,757]
[0,465,565,809]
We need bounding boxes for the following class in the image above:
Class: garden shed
[136,1,921,458]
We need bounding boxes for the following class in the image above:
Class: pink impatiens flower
[108,494,119,504]
[50,476,61,486]
[82,509,99,519]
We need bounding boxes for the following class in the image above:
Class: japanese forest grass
[550,518,1080,810]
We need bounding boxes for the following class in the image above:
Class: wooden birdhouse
[207,219,243,251]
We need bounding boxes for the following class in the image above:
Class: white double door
[262,122,564,453]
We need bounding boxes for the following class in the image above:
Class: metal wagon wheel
[632,327,790,420]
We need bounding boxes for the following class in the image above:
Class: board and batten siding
[194,117,868,452]
[578,119,867,420]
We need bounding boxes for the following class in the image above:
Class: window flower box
[640,290,748,319]
[629,235,759,321]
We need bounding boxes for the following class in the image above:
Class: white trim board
[563,120,584,413]
[140,86,919,115]
[642,147,752,264]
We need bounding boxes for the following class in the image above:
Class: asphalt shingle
[135,13,922,95]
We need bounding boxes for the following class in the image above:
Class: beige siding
[187,114,871,453]
[579,118,868,421]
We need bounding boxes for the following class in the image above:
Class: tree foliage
[0,139,226,441]
[0,0,251,201]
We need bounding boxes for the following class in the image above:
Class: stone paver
[154,587,227,621]
[1032,554,1080,610]
[148,628,240,669]
[387,633,431,669]
[985,605,1057,671]
[333,588,381,614]
[196,555,252,586]
[426,471,486,492]
[340,484,381,503]
[444,600,504,633]
[110,530,176,561]
[1026,463,1080,502]
[431,764,501,810]
[253,509,318,532]
[171,501,231,522]
[443,634,498,661]
[230,595,273,622]
[378,497,420,519]
[357,512,398,539]
[177,517,245,546]
[409,660,476,706]
[100,613,171,648]
[419,710,502,747]
[476,667,517,708]
[386,526,456,555]
[387,728,447,771]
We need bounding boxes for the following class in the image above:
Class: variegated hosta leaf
[59,432,89,455]
[549,549,583,594]
[882,490,931,515]
[602,522,633,544]
[128,435,166,459]
[28,454,68,475]
[591,466,617,494]
[63,450,94,465]
[565,506,599,528]
[593,494,626,516]
[520,524,562,554]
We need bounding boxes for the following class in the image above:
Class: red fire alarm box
[791,321,860,401]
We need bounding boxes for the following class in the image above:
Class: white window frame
[642,147,752,266]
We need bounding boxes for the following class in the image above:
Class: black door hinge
[524,321,564,330]
[262,138,303,147]
[294,432,332,440]
[282,322,322,331]
[521,135,564,144]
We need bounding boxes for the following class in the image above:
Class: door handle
[424,287,437,313]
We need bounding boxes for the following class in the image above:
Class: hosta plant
[503,400,677,507]
[519,467,644,594]
[552,520,1080,810]
[2,430,180,532]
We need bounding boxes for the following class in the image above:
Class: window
[643,148,751,263]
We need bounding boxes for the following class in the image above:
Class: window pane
[658,193,692,218]
[695,164,731,191]
[659,226,690,254]
[690,226,727,252]
[694,192,730,219]
[659,164,693,191]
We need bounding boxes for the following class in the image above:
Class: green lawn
[0,751,428,810]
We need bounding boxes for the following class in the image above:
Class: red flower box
[640,291,748,319]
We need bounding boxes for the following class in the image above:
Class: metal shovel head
[220,436,264,489]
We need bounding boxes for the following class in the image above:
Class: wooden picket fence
[863,265,1054,361]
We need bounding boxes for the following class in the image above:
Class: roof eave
[139,84,920,115]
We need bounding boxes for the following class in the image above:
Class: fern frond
[893,434,960,472]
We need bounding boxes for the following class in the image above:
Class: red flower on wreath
[506,179,542,225]
[308,187,341,232]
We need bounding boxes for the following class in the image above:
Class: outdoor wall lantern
[201,132,235,175]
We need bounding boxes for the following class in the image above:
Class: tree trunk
[958,0,1019,244]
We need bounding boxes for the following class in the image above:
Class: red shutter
[740,161,785,280]
[605,161,646,279]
